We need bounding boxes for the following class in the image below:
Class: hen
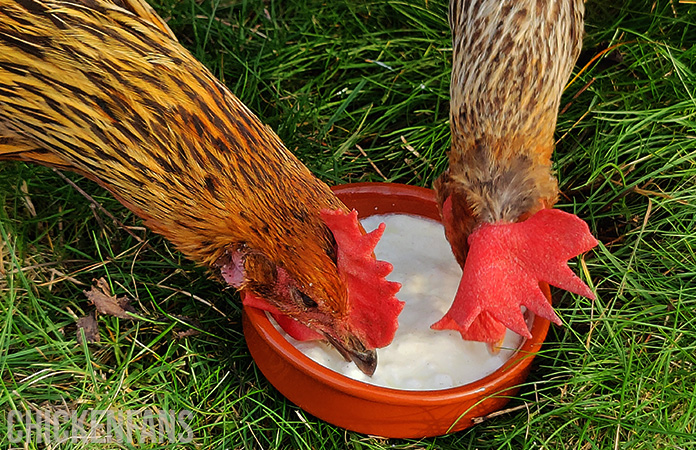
[0,0,403,375]
[433,0,598,342]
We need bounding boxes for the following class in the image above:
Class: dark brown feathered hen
[432,0,597,342]
[0,0,403,374]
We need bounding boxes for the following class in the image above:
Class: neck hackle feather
[0,0,402,374]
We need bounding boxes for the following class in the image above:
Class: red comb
[432,208,597,342]
[321,209,404,348]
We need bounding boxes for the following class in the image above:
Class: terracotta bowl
[242,182,551,438]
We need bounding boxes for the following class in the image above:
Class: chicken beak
[324,334,377,376]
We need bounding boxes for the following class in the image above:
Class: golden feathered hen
[0,0,403,375]
[433,0,597,342]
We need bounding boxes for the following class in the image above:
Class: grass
[1,0,696,448]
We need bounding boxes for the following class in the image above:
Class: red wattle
[243,293,323,341]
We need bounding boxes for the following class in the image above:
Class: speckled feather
[436,0,584,264]
[0,0,349,317]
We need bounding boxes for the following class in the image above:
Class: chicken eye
[299,292,318,309]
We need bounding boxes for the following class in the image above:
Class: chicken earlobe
[216,245,284,295]
[217,246,249,288]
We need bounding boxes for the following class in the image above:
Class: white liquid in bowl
[275,214,527,391]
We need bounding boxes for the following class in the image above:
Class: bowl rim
[245,305,548,403]
[243,181,551,403]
